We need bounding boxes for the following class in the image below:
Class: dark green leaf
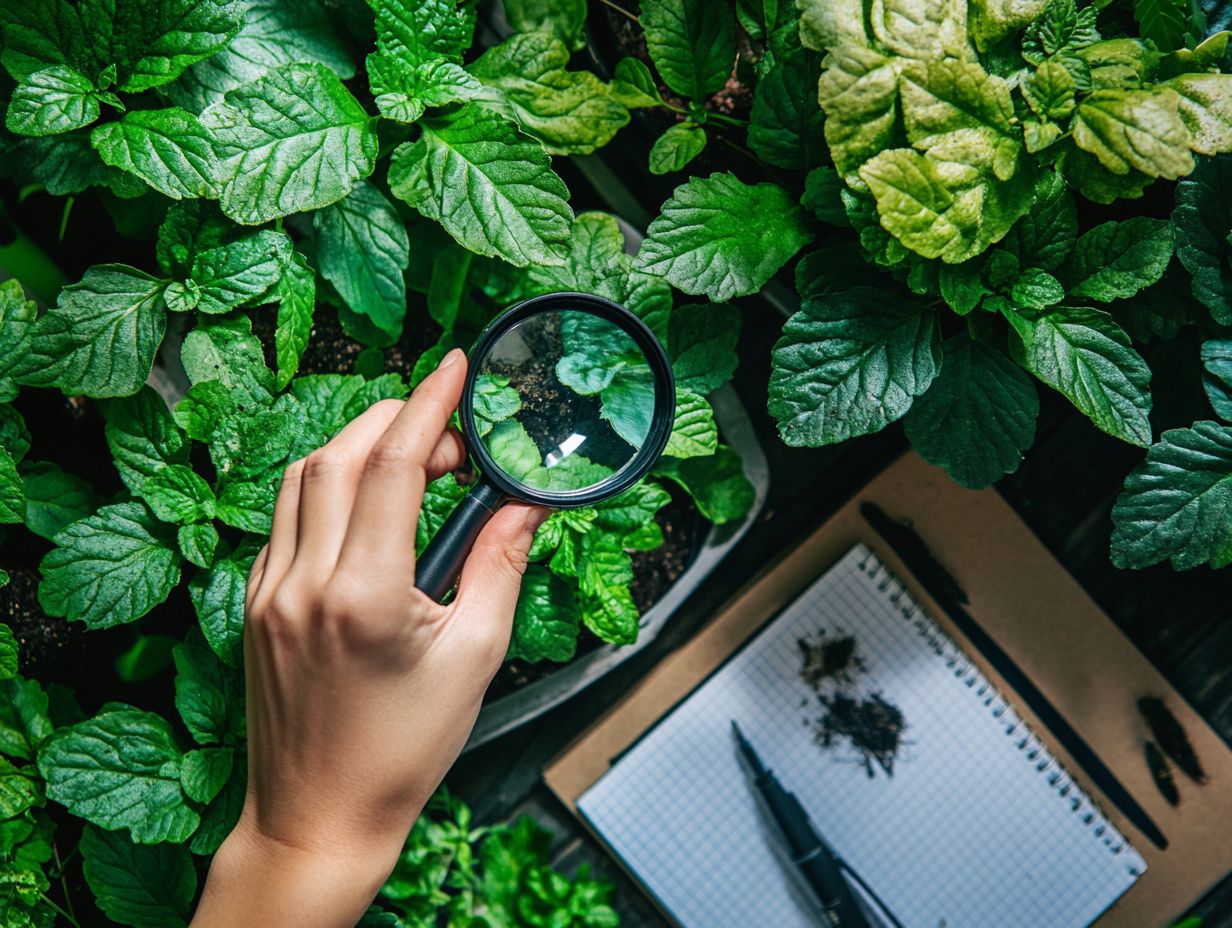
[21,462,99,542]
[104,388,190,496]
[37,706,200,843]
[747,21,823,170]
[189,539,261,667]
[508,566,578,663]
[667,302,740,395]
[1010,268,1065,309]
[1062,217,1174,302]
[0,449,23,525]
[1134,0,1190,50]
[1001,170,1078,273]
[1201,340,1232,421]
[769,287,941,446]
[0,756,41,818]
[274,251,317,389]
[653,445,752,524]
[177,523,218,569]
[801,167,848,227]
[91,108,220,200]
[577,533,637,645]
[190,755,245,855]
[141,465,216,525]
[502,0,587,50]
[81,825,196,928]
[1173,153,1232,323]
[186,230,291,314]
[648,123,706,175]
[373,0,470,68]
[180,747,233,804]
[1111,421,1232,568]
[641,0,735,101]
[174,627,244,747]
[0,677,54,761]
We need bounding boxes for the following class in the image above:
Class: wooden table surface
[451,292,1232,927]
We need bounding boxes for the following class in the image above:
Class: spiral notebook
[577,544,1147,928]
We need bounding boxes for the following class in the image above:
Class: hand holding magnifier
[414,292,676,601]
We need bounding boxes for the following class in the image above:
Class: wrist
[193,819,402,928]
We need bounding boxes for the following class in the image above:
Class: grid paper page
[579,545,1145,928]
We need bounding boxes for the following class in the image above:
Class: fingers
[250,460,304,605]
[337,350,468,575]
[288,399,404,577]
[450,504,549,660]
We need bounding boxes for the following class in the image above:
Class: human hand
[192,349,547,928]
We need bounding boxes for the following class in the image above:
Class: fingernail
[439,348,464,369]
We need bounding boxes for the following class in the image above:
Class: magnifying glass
[414,292,676,601]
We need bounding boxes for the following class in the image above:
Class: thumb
[451,503,550,653]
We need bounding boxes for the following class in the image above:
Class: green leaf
[187,230,292,315]
[180,747,233,804]
[173,381,232,443]
[1164,74,1232,157]
[1024,59,1076,120]
[508,566,578,663]
[5,66,100,137]
[214,479,276,534]
[485,420,544,484]
[181,316,276,408]
[90,108,220,200]
[190,755,245,855]
[971,0,1047,49]
[80,825,196,928]
[801,167,849,227]
[1201,340,1232,422]
[1010,305,1153,446]
[1111,421,1232,568]
[0,625,16,680]
[664,391,718,458]
[37,706,199,843]
[166,0,356,111]
[189,540,260,667]
[38,502,180,629]
[103,388,190,497]
[472,374,522,438]
[373,0,470,68]
[469,33,629,157]
[1010,268,1065,309]
[368,54,490,123]
[389,104,573,267]
[201,62,378,225]
[274,251,316,389]
[1001,170,1077,273]
[610,57,663,108]
[635,173,811,301]
[648,123,706,175]
[0,449,23,525]
[904,335,1039,488]
[177,523,219,569]
[641,0,735,101]
[1063,144,1154,205]
[290,373,409,438]
[869,0,970,58]
[770,287,942,447]
[503,0,587,50]
[1,130,146,200]
[155,201,229,279]
[1133,0,1189,50]
[817,42,902,188]
[142,466,216,525]
[0,677,54,761]
[1173,153,1232,323]
[668,303,740,395]
[0,280,37,399]
[939,261,990,314]
[593,482,670,533]
[174,628,244,746]
[577,534,638,645]
[748,22,824,170]
[1071,89,1194,180]
[314,181,409,336]
[416,474,467,552]
[0,756,41,818]
[16,265,167,398]
[1062,217,1173,303]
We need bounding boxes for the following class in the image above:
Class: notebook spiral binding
[856,548,1142,875]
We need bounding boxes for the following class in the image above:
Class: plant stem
[594,0,640,25]
[706,111,748,129]
[40,894,82,928]
[714,133,759,164]
[54,841,79,924]
[58,197,74,242]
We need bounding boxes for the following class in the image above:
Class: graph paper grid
[578,544,1146,928]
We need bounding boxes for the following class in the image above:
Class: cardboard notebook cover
[545,452,1232,928]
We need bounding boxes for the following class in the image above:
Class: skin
[191,349,547,928]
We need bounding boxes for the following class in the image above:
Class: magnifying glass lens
[474,310,655,494]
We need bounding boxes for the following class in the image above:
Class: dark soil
[1,567,85,678]
[797,631,865,689]
[1138,696,1205,784]
[812,692,908,779]
[1144,740,1180,806]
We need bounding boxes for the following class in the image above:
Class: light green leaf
[181,316,276,408]
[202,62,378,224]
[90,108,220,200]
[869,0,970,58]
[416,474,467,552]
[1071,88,1194,180]
[1164,74,1232,157]
[0,449,23,525]
[81,825,196,928]
[0,280,37,398]
[1010,305,1153,446]
[189,540,260,667]
[373,0,470,68]
[173,381,233,444]
[38,503,181,630]
[1200,340,1232,422]
[1172,153,1232,323]
[635,173,811,301]
[142,465,216,525]
[16,265,167,398]
[0,625,17,680]
[641,0,735,101]
[469,33,629,156]
[904,335,1039,488]
[388,103,573,267]
[1010,268,1065,309]
[1063,217,1173,302]
[290,373,409,438]
[485,419,543,484]
[664,391,718,458]
[508,566,578,663]
[472,373,522,437]
[5,66,100,137]
[1111,421,1232,569]
[367,54,489,124]
[174,628,244,746]
[817,42,902,188]
[971,0,1047,49]
[593,481,670,533]
[180,747,233,804]
[177,523,219,569]
[314,181,409,336]
[769,286,941,446]
[274,251,316,389]
[797,0,871,50]
[103,388,190,496]
[37,707,199,844]
[0,756,41,819]
[578,533,637,645]
[611,57,663,108]
[502,0,587,50]
[649,123,706,175]
[1024,59,1076,119]
[214,479,276,534]
[189,231,292,314]
[668,302,740,395]
[166,0,356,111]
[0,676,54,761]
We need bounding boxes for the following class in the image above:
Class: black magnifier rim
[459,291,675,508]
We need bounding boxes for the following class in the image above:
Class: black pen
[731,721,872,928]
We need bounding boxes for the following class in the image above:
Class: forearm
[192,825,399,928]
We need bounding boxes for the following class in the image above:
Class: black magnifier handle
[414,479,505,602]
